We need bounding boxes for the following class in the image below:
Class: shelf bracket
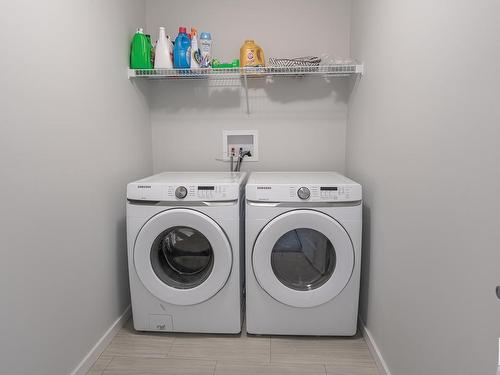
[242,70,250,115]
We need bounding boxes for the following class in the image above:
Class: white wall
[0,1,151,374]
[145,0,352,173]
[347,1,500,374]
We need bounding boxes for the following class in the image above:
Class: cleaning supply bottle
[190,28,200,69]
[145,34,154,67]
[130,28,152,69]
[167,35,174,63]
[173,27,191,69]
[212,59,240,69]
[154,27,173,69]
[199,32,212,68]
[240,40,265,67]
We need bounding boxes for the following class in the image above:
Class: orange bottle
[240,40,265,67]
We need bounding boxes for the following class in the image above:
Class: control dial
[297,187,311,200]
[175,186,188,199]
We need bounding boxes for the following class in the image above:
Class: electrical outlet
[222,130,258,161]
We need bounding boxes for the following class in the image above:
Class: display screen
[198,186,215,190]
[320,187,338,191]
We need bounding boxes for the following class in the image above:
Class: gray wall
[146,0,352,173]
[0,1,151,374]
[347,1,500,374]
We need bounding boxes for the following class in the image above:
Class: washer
[245,172,362,335]
[127,172,246,333]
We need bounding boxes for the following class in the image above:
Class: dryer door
[134,208,232,306]
[252,210,354,308]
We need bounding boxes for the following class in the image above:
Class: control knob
[175,186,188,199]
[297,187,310,200]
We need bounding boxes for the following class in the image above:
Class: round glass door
[150,226,214,290]
[253,210,354,308]
[271,228,336,291]
[134,208,232,306]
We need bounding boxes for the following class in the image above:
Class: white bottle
[154,27,173,69]
[199,32,212,68]
[167,36,173,63]
[190,28,200,69]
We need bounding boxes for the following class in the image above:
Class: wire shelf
[127,63,363,79]
[127,62,363,114]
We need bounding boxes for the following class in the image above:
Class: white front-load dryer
[245,172,362,335]
[127,172,246,333]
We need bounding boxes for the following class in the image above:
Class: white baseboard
[70,305,131,375]
[359,318,391,375]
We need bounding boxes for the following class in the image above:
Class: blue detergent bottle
[173,27,191,68]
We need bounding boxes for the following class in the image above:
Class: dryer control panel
[246,184,361,202]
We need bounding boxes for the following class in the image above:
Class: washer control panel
[128,183,238,201]
[247,184,362,202]
[167,185,231,201]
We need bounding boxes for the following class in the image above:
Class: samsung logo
[257,186,272,190]
[137,185,152,189]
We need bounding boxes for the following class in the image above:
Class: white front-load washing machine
[127,172,246,333]
[245,172,362,335]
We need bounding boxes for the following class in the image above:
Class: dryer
[127,172,246,333]
[245,172,362,335]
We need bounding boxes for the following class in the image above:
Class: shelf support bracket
[243,70,250,115]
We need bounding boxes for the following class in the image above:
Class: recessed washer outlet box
[222,130,258,162]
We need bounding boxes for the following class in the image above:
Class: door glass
[150,226,214,289]
[271,228,336,291]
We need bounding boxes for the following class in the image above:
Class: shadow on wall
[148,80,241,112]
[131,79,152,105]
[359,203,372,325]
[249,76,352,104]
[345,72,362,105]
[114,216,131,309]
[137,76,356,113]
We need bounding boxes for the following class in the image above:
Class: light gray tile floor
[88,319,379,375]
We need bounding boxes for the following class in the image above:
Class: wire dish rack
[127,63,364,114]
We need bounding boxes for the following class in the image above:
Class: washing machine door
[134,208,232,306]
[252,210,354,308]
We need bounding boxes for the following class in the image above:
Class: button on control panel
[297,187,311,200]
[175,186,187,199]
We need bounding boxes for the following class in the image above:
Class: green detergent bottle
[130,28,152,69]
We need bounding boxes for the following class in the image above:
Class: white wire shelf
[127,63,363,79]
[128,63,363,114]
